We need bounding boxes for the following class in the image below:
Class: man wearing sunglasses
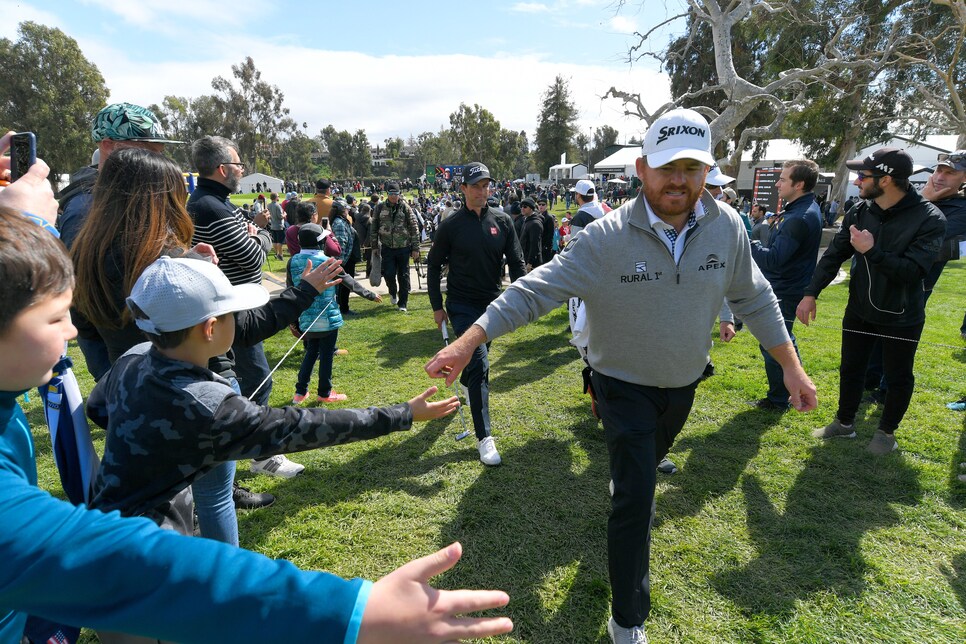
[921,150,966,302]
[797,147,946,455]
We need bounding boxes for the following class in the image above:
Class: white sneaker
[608,617,648,644]
[477,436,502,466]
[251,454,305,478]
[390,295,398,305]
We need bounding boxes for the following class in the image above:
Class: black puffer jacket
[805,188,945,326]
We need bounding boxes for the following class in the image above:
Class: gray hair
[191,136,238,176]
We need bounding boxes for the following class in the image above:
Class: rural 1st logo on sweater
[621,259,663,283]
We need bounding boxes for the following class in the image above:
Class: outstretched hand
[300,258,343,292]
[785,368,818,412]
[358,542,513,644]
[424,325,486,387]
[408,386,460,422]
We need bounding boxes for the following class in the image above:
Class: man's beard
[861,181,884,200]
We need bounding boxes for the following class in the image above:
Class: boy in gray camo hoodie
[86,256,457,535]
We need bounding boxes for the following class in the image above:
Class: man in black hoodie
[798,148,945,455]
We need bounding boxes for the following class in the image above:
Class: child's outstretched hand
[408,386,459,422]
[358,542,513,644]
[300,257,343,292]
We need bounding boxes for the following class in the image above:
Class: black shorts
[271,229,285,244]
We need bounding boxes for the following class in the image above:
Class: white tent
[548,163,588,181]
[593,146,639,176]
[239,172,284,194]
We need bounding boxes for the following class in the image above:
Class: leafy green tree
[534,75,578,179]
[0,21,108,185]
[149,95,225,170]
[384,136,403,159]
[350,129,372,177]
[402,129,460,179]
[449,103,501,166]
[589,125,619,167]
[209,57,297,172]
[887,0,966,145]
[782,0,909,201]
[273,130,317,182]
[492,129,528,179]
[321,125,354,177]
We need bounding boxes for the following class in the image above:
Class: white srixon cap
[642,108,715,168]
[128,256,269,334]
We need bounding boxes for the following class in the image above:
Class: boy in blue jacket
[0,136,512,643]
[287,222,381,404]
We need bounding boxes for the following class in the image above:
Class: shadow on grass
[712,441,922,617]
[371,326,453,370]
[236,419,466,530]
[488,316,580,394]
[436,431,614,643]
[658,408,784,521]
[942,551,966,612]
[263,325,444,374]
[950,411,966,509]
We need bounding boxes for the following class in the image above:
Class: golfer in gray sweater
[425,108,818,644]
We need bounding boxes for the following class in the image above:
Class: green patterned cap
[91,102,183,144]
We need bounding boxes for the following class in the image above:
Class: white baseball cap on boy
[642,108,715,168]
[128,256,269,334]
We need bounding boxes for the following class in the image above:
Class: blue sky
[4,0,684,144]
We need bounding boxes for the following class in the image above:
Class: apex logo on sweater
[621,259,663,283]
[699,254,726,271]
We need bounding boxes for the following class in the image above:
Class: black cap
[463,162,492,185]
[346,195,356,204]
[936,150,966,172]
[386,182,400,194]
[521,198,536,209]
[846,147,913,180]
[298,223,324,248]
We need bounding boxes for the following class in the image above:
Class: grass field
[23,222,966,642]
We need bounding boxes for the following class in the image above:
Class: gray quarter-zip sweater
[476,190,789,388]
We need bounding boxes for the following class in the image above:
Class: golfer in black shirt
[426,162,526,466]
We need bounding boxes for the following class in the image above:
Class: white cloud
[0,0,65,39]
[78,41,667,145]
[511,2,551,13]
[76,0,263,34]
[5,0,670,150]
[609,16,638,34]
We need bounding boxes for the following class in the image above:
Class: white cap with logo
[574,179,596,197]
[642,108,715,168]
[704,163,735,186]
[128,256,269,334]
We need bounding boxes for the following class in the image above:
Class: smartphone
[10,132,37,182]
